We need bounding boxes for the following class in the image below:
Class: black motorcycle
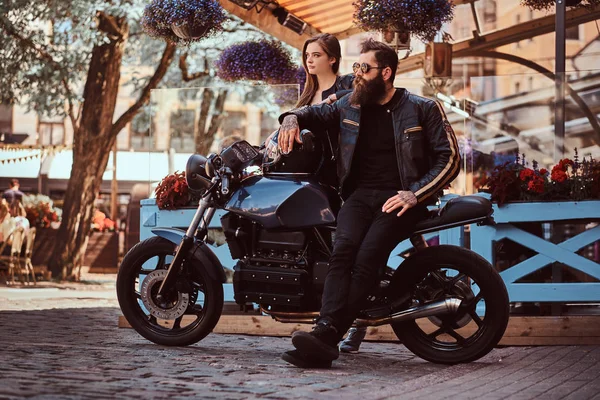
[117,137,509,365]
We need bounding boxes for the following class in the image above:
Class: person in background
[0,199,12,246]
[2,179,24,204]
[9,198,29,234]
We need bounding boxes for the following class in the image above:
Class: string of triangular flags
[0,144,72,165]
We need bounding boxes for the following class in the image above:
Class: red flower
[519,168,535,181]
[551,169,568,183]
[527,177,545,194]
[539,168,548,175]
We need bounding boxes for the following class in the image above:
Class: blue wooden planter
[470,196,600,303]
[140,197,463,270]
[140,196,600,303]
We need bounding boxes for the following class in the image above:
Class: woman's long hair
[296,33,341,107]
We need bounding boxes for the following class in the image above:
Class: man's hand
[279,115,301,154]
[382,190,418,217]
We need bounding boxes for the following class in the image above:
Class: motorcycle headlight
[185,154,212,193]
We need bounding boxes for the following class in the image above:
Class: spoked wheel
[117,236,223,346]
[390,245,509,364]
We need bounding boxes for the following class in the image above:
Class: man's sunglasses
[352,62,386,74]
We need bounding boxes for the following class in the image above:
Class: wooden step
[117,315,600,345]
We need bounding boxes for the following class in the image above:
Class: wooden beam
[118,315,600,346]
[218,0,316,50]
[334,27,365,40]
[397,5,600,75]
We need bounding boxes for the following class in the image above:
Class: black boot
[281,350,333,368]
[291,320,340,361]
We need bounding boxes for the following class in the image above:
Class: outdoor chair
[0,227,37,285]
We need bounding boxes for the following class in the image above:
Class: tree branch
[111,41,177,137]
[179,52,210,82]
[0,15,79,128]
[97,11,126,39]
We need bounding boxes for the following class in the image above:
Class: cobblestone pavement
[1,277,599,399]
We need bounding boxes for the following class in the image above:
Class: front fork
[156,195,216,301]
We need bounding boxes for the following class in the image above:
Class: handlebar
[221,173,229,195]
[219,167,233,196]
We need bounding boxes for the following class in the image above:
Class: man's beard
[350,73,387,106]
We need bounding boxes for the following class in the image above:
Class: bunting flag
[0,144,72,165]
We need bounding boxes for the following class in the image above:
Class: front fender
[151,227,227,283]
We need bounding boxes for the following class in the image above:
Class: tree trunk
[194,88,228,156]
[48,15,128,279]
[48,15,177,279]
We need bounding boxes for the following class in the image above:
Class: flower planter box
[84,231,119,272]
[32,228,119,272]
[470,197,600,303]
[31,227,58,267]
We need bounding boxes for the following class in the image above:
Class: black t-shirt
[348,89,404,192]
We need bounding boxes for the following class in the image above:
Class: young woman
[296,33,353,108]
[267,34,354,187]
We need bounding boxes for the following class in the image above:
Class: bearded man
[277,38,460,368]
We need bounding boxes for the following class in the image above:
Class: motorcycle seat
[413,195,493,235]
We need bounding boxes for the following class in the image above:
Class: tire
[390,245,509,364]
[117,236,224,346]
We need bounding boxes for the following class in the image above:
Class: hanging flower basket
[215,40,299,85]
[521,0,600,10]
[142,0,227,44]
[352,0,455,42]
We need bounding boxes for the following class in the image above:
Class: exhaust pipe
[355,298,462,327]
[260,298,462,327]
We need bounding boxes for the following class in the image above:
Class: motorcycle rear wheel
[117,236,224,346]
[390,245,509,364]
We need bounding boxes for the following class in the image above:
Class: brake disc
[141,269,190,320]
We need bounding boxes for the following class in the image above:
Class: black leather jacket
[280,89,460,203]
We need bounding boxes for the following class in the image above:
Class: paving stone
[1,278,599,399]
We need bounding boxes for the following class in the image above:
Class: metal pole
[110,141,118,222]
[553,0,567,316]
[554,0,566,161]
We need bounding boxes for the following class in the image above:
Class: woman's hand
[382,191,418,217]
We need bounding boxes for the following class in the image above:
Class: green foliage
[0,0,146,118]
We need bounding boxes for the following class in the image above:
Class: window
[566,26,580,41]
[130,108,154,151]
[220,111,246,138]
[514,81,521,94]
[38,120,65,145]
[528,76,534,91]
[169,110,195,153]
[0,104,12,134]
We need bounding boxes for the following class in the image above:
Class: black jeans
[319,188,428,339]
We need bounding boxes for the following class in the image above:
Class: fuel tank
[224,175,338,229]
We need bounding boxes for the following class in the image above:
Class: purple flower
[142,0,226,44]
[521,0,600,10]
[215,40,300,85]
[353,0,454,42]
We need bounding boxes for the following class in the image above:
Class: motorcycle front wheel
[117,236,224,346]
[390,245,509,364]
